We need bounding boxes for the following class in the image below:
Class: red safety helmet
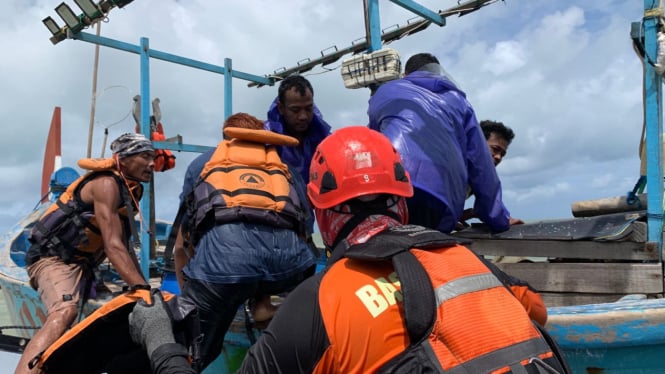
[307,126,413,209]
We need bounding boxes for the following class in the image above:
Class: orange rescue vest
[185,128,306,245]
[315,225,568,374]
[37,289,199,374]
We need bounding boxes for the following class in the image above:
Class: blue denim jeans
[181,269,313,371]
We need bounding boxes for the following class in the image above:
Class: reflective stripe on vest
[435,273,503,306]
[441,337,553,374]
[412,247,551,372]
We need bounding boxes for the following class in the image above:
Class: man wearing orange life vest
[238,126,569,374]
[16,133,154,374]
[175,113,317,371]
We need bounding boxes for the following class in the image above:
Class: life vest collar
[224,127,299,147]
[77,157,117,171]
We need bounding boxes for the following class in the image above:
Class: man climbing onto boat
[368,53,514,234]
[264,74,332,244]
[482,119,515,167]
[15,133,154,374]
[459,119,524,228]
[175,113,317,371]
[237,126,570,373]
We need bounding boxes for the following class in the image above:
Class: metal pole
[366,0,382,52]
[139,37,152,279]
[642,1,664,254]
[224,58,232,120]
[86,22,102,158]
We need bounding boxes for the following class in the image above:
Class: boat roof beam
[249,0,497,87]
[388,0,445,26]
[71,31,272,86]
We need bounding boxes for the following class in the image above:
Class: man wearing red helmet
[237,126,569,374]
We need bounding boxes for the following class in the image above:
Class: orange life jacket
[315,226,567,374]
[150,122,176,172]
[37,289,199,374]
[27,159,142,266]
[135,120,176,172]
[185,128,306,246]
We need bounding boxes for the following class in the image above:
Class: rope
[645,8,664,19]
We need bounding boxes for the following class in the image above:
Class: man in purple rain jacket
[264,75,332,185]
[368,52,511,233]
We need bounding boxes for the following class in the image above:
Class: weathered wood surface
[467,236,655,261]
[494,263,663,294]
[541,293,645,307]
[458,219,661,306]
[571,194,647,217]
[493,262,663,307]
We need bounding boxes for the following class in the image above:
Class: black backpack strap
[120,183,141,257]
[345,224,469,261]
[391,250,435,344]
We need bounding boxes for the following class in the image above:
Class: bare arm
[173,228,193,290]
[88,176,147,286]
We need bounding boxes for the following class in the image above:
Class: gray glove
[129,289,176,357]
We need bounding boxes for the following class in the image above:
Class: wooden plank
[457,219,646,242]
[494,263,663,294]
[466,239,658,261]
[540,293,653,307]
[626,221,646,242]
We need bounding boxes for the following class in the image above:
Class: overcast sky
[0,0,648,235]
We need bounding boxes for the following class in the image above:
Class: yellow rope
[644,8,663,18]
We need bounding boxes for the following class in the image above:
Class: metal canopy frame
[52,0,499,278]
[62,29,276,277]
[250,0,497,86]
[49,1,665,275]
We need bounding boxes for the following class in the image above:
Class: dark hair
[223,112,264,130]
[480,120,515,144]
[404,53,440,75]
[278,75,313,103]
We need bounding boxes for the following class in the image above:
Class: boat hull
[547,297,665,373]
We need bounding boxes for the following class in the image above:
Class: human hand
[509,217,524,225]
[128,289,176,357]
[460,208,474,221]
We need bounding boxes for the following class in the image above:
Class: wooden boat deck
[453,211,662,307]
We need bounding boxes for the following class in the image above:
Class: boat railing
[454,212,662,307]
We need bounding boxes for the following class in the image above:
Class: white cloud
[482,40,526,75]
